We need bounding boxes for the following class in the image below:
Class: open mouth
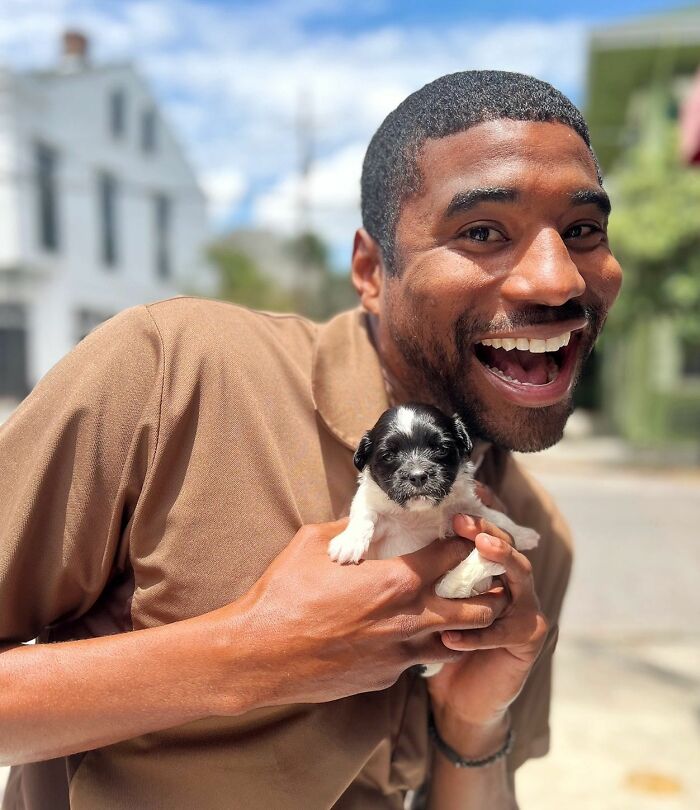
[472,327,583,407]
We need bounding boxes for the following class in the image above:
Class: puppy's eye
[435,446,450,458]
[381,451,395,463]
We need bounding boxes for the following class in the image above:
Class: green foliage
[587,34,700,171]
[208,245,294,312]
[607,96,700,335]
[208,231,357,321]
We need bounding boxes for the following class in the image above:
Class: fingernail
[459,514,476,528]
[483,534,501,549]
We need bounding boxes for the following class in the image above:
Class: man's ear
[351,228,384,316]
[353,431,373,471]
[452,414,473,458]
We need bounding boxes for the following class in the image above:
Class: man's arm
[425,516,549,810]
[426,715,517,810]
[0,613,227,764]
[0,520,510,765]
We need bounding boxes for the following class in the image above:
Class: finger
[440,611,549,653]
[472,534,534,602]
[474,481,507,513]
[303,519,350,552]
[404,633,467,666]
[400,535,474,584]
[420,586,509,633]
[453,514,513,547]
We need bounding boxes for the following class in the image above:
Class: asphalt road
[525,465,700,638]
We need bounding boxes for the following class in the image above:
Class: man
[0,71,621,809]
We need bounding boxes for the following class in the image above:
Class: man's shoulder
[144,296,318,346]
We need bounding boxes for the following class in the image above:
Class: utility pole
[295,87,314,239]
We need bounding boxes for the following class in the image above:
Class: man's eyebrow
[443,187,518,219]
[570,188,611,216]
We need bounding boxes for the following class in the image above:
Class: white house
[0,31,215,402]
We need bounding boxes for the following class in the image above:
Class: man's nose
[501,228,586,307]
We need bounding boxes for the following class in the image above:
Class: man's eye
[461,226,502,242]
[564,223,602,240]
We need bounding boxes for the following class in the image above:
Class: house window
[98,172,119,268]
[141,108,157,153]
[75,309,113,343]
[154,193,171,279]
[0,304,29,399]
[35,142,59,252]
[109,88,126,138]
[681,337,700,377]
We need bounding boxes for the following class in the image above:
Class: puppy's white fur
[329,457,539,676]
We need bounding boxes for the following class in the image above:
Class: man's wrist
[195,597,266,717]
[431,706,511,761]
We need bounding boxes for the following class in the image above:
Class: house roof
[591,7,700,49]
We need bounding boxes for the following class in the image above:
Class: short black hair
[360,70,599,275]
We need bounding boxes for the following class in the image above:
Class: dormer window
[141,108,157,153]
[109,88,126,138]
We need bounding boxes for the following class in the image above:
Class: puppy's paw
[512,525,539,551]
[435,549,505,599]
[328,530,367,564]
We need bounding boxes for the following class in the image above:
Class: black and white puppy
[328,404,539,673]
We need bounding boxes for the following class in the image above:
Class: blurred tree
[287,231,357,320]
[209,230,357,320]
[208,244,294,312]
[601,90,700,445]
[607,92,700,337]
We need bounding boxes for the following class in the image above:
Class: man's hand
[208,518,511,714]
[426,511,548,753]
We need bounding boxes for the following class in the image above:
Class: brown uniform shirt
[0,297,573,810]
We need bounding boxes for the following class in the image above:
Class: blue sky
[0,0,695,263]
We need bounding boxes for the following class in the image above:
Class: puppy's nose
[408,470,428,487]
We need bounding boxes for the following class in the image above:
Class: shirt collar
[312,308,390,451]
[312,307,493,465]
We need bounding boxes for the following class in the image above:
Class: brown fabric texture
[0,297,573,810]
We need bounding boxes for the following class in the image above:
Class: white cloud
[200,168,248,224]
[0,1,589,256]
[254,142,364,261]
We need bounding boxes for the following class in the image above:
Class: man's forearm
[0,609,246,765]
[426,714,518,810]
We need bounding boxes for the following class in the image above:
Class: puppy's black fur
[353,404,473,508]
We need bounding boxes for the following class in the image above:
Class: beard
[387,299,607,453]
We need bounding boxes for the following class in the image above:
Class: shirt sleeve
[495,454,574,771]
[0,305,164,643]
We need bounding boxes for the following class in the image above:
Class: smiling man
[0,71,620,810]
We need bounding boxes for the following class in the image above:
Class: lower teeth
[485,363,559,386]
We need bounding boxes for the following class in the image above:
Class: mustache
[456,300,606,347]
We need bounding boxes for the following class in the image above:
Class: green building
[585,8,700,452]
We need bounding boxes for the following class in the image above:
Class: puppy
[328,403,539,675]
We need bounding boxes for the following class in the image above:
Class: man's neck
[365,310,493,469]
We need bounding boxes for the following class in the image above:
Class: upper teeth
[478,332,571,353]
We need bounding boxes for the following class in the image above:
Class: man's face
[369,119,622,452]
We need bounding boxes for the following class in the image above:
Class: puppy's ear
[452,414,473,458]
[353,431,373,470]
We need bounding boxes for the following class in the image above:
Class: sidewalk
[518,636,700,809]
[516,445,700,809]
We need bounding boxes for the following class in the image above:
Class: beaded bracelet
[428,713,514,768]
